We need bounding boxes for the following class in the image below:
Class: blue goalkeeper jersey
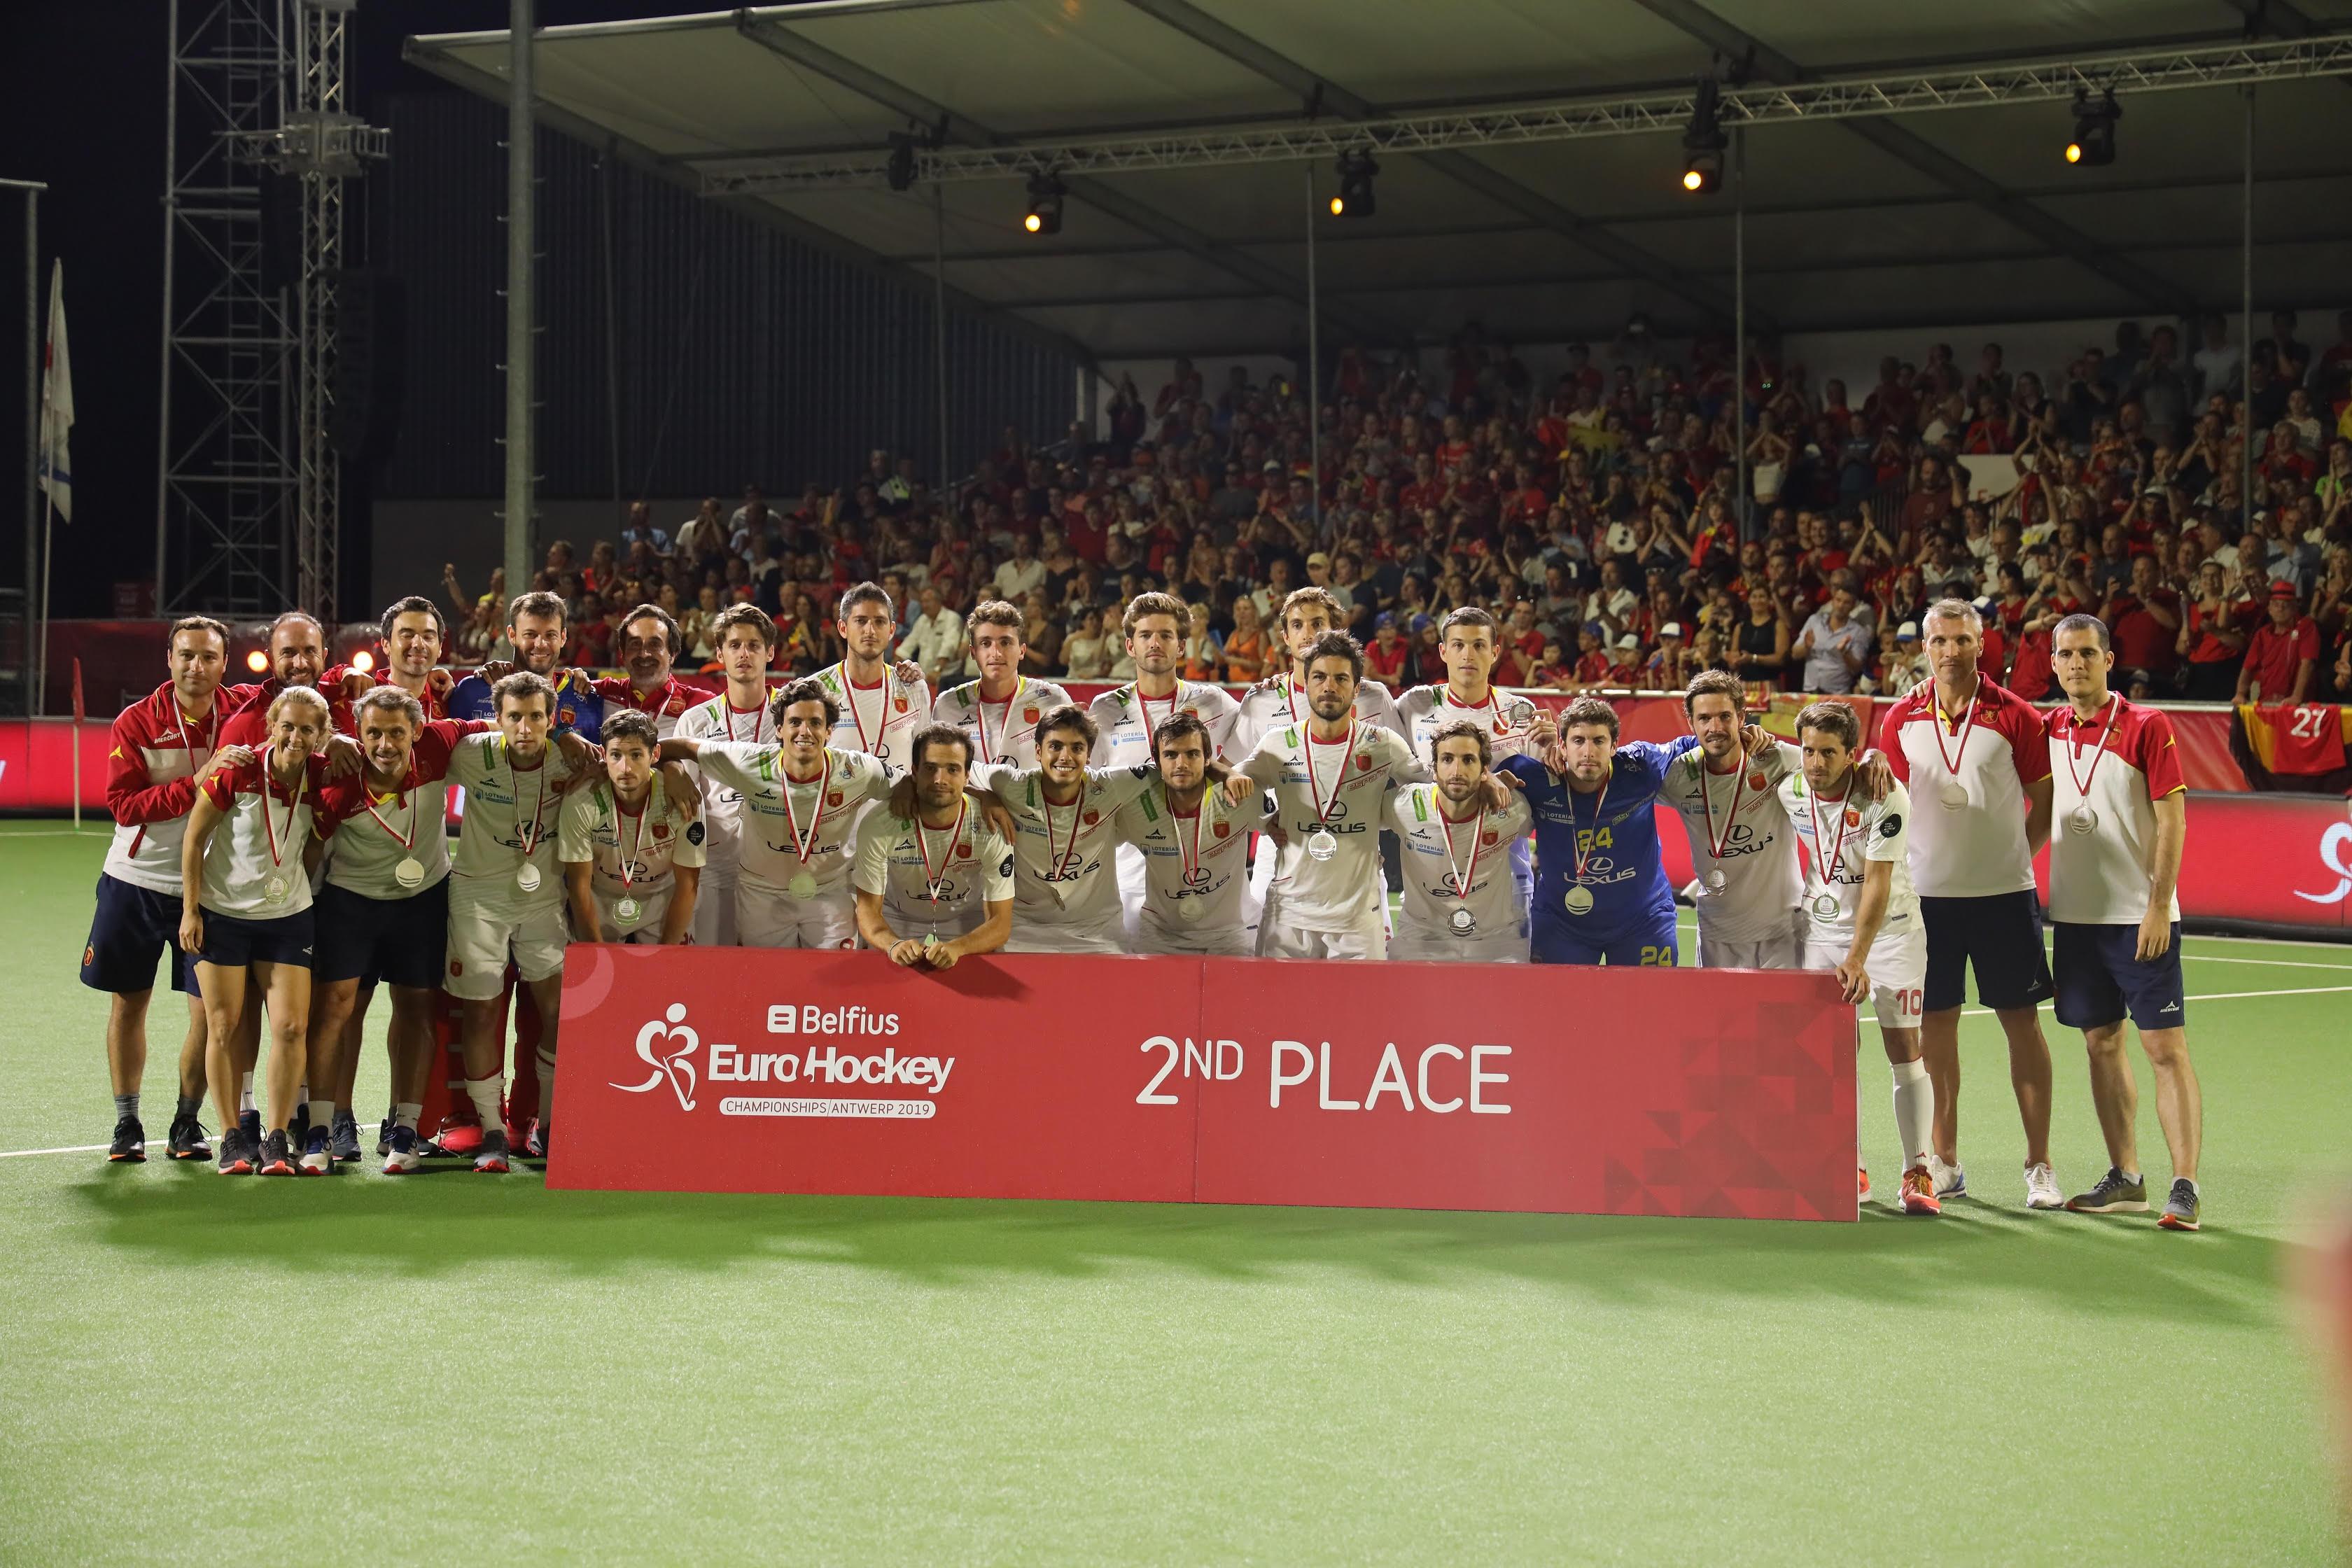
[1500,736,1698,936]
[446,668,606,744]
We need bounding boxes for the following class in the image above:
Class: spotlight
[351,649,376,673]
[1023,172,1064,235]
[887,133,918,192]
[1680,76,1727,195]
[1329,149,1378,218]
[2066,89,2120,167]
[246,649,270,673]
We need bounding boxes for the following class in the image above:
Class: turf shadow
[68,1173,2286,1327]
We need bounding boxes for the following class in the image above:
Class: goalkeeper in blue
[1499,696,1765,967]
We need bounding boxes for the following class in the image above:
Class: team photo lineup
[88,571,2197,1226]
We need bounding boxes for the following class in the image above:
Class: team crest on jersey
[449,960,463,976]
[1082,809,1100,826]
[1023,706,1040,723]
[1845,808,1861,827]
[1213,820,1230,837]
[1749,771,1768,790]
[827,791,844,807]
[1481,830,1499,846]
[894,694,909,713]
[559,708,576,725]
[1357,753,1373,771]
[653,822,669,839]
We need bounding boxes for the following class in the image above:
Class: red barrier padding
[547,947,1861,1222]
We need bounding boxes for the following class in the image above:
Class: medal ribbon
[1042,785,1088,882]
[259,746,304,873]
[914,797,967,911]
[1698,755,1751,864]
[1928,674,1982,785]
[844,671,890,756]
[722,693,766,743]
[615,792,650,893]
[359,778,418,853]
[780,752,832,868]
[1303,718,1357,832]
[1139,682,1181,751]
[1567,767,1611,883]
[2062,694,2120,803]
[977,677,1026,764]
[1807,785,1856,895]
[1436,794,1487,902]
[510,741,550,860]
[1174,792,1211,889]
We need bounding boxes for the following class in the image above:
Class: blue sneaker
[383,1126,423,1175]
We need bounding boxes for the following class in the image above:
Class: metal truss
[703,32,2352,194]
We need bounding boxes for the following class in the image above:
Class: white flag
[38,258,71,524]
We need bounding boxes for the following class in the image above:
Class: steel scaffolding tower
[155,0,382,618]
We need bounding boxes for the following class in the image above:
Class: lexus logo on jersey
[614,1003,700,1110]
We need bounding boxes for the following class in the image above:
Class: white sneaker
[1928,1155,1966,1199]
[2024,1161,2064,1210]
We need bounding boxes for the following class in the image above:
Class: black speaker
[330,270,405,463]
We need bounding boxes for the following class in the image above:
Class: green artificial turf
[1,821,2344,1564]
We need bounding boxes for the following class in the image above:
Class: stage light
[1681,76,1727,195]
[351,649,375,673]
[246,649,270,673]
[2066,90,2120,167]
[887,133,918,192]
[1023,173,1064,235]
[1330,149,1378,218]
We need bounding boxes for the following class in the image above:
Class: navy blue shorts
[195,906,316,970]
[1919,890,2054,1013]
[81,874,199,997]
[2052,920,2186,1031]
[313,877,449,989]
[1530,916,1679,967]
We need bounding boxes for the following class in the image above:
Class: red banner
[0,718,110,811]
[550,948,1860,1220]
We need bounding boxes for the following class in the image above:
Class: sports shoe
[330,1110,363,1164]
[108,1116,147,1163]
[382,1127,423,1175]
[2158,1180,2201,1231]
[524,1119,550,1160]
[1928,1155,1966,1199]
[377,1114,396,1157]
[290,1102,312,1149]
[2024,1161,2064,1210]
[298,1128,334,1176]
[216,1128,255,1176]
[472,1127,511,1174]
[2065,1167,2148,1214]
[1900,1165,1942,1216]
[237,1108,262,1148]
[257,1130,298,1177]
[167,1113,212,1161]
[1857,1166,1870,1204]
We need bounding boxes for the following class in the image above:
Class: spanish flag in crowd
[2237,703,2351,776]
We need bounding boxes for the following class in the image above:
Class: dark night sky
[0,1,689,620]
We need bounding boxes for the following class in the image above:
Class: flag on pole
[38,258,71,524]
[72,657,85,723]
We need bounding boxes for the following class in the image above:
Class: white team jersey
[1389,783,1532,945]
[1779,774,1919,940]
[973,761,1156,930]
[1087,680,1242,767]
[1657,741,1803,944]
[812,662,932,777]
[851,803,1016,937]
[673,692,774,883]
[692,742,890,896]
[197,755,326,918]
[445,734,575,909]
[1393,684,1541,768]
[556,778,706,904]
[1230,674,1403,758]
[1116,777,1268,943]
[1236,720,1420,930]
[932,678,1074,770]
[316,718,483,901]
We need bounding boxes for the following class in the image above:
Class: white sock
[394,1102,421,1134]
[1890,1058,1934,1170]
[239,1072,255,1114]
[464,1077,505,1131]
[306,1098,336,1138]
[534,1046,558,1125]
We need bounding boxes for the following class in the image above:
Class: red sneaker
[1858,1166,1871,1204]
[1900,1165,1942,1216]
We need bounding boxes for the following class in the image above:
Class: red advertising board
[0,719,111,812]
[550,947,1859,1221]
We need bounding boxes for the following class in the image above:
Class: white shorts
[1698,916,1804,971]
[1136,920,1254,958]
[1388,920,1529,964]
[1805,925,1927,1031]
[444,886,566,1000]
[738,881,859,951]
[692,874,738,947]
[1004,918,1126,955]
[1258,908,1386,962]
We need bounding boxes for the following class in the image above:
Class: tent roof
[407,0,2352,364]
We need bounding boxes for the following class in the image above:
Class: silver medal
[2067,804,2098,835]
[393,856,426,890]
[1563,886,1595,916]
[1177,897,1205,923]
[1449,906,1476,935]
[1812,892,1840,919]
[262,874,289,907]
[1306,830,1338,862]
[1704,869,1727,892]
[615,896,643,927]
[1939,780,1968,811]
[516,862,542,894]
[789,872,819,900]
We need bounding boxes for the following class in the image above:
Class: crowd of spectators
[444,307,2352,707]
